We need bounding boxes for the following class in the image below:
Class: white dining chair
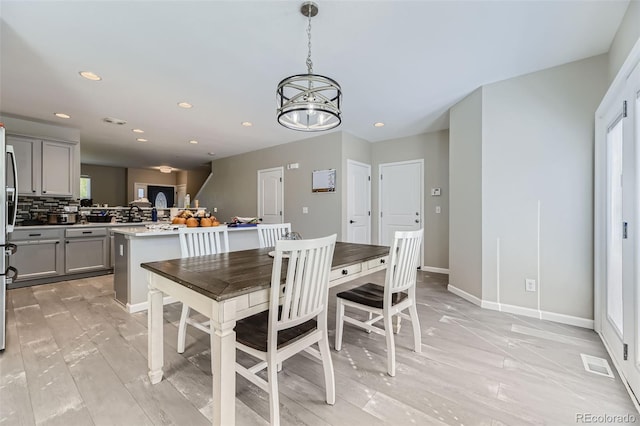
[176,225,230,353]
[257,223,292,248]
[235,234,337,426]
[335,229,423,376]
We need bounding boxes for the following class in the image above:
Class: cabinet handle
[32,190,36,193]
[28,233,42,237]
[380,259,385,264]
[342,269,348,275]
[82,231,92,234]
[65,241,69,244]
[42,190,47,193]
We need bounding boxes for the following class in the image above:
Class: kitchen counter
[13,221,157,230]
[112,225,261,312]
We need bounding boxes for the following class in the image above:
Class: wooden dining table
[141,241,389,426]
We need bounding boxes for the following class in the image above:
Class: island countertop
[111,224,258,238]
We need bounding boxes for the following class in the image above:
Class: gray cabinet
[10,229,64,281]
[64,228,109,273]
[8,135,77,197]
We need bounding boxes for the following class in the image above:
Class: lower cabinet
[10,228,64,282]
[9,226,111,286]
[12,239,64,280]
[64,228,109,274]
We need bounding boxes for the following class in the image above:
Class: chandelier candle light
[277,1,342,131]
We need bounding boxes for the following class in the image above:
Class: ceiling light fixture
[132,128,144,133]
[136,138,148,142]
[189,140,198,144]
[277,1,341,132]
[374,122,385,127]
[241,121,253,127]
[178,102,193,109]
[54,112,71,119]
[159,166,172,174]
[79,71,102,81]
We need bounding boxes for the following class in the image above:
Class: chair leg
[318,339,336,404]
[409,303,422,353]
[335,299,345,351]
[277,362,283,372]
[366,312,373,333]
[177,303,190,354]
[384,313,396,376]
[267,360,280,426]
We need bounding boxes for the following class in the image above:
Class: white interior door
[600,62,639,401]
[176,184,186,208]
[258,167,284,224]
[379,160,423,248]
[347,160,371,244]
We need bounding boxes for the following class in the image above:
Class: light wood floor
[1,271,637,425]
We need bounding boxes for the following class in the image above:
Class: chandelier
[277,2,342,132]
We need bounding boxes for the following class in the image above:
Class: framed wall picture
[312,169,336,192]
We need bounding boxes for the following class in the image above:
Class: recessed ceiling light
[177,102,193,109]
[136,138,148,142]
[79,71,102,81]
[241,121,253,127]
[207,152,216,156]
[374,122,385,127]
[103,117,127,125]
[54,112,71,119]
[132,128,144,133]
[189,140,198,144]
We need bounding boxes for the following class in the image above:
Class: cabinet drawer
[330,263,362,281]
[367,256,388,270]
[11,228,62,241]
[66,227,107,238]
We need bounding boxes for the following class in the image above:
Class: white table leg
[148,286,164,384]
[210,314,236,426]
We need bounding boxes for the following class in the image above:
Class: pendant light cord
[306,3,313,74]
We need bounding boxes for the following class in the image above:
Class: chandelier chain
[306,3,313,74]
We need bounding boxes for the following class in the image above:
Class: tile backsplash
[15,196,171,224]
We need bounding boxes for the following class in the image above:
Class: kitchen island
[112,225,260,312]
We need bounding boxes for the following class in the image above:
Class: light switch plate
[525,279,536,292]
[431,188,441,196]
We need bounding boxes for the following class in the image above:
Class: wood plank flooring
[1,271,637,425]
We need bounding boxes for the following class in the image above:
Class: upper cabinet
[8,135,79,198]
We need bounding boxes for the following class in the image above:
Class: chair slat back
[257,223,292,248]
[269,234,336,332]
[178,226,230,258]
[386,229,423,294]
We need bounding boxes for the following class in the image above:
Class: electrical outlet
[302,207,308,214]
[525,279,536,292]
[213,207,218,213]
[435,206,441,214]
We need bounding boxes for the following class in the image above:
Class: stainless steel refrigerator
[1,123,19,351]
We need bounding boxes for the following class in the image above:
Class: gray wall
[449,55,608,320]
[80,164,127,206]
[199,132,343,239]
[449,89,483,299]
[371,131,450,270]
[607,0,640,82]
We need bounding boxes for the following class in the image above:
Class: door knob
[415,219,420,223]
[349,220,356,224]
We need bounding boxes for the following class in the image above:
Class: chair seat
[236,308,317,352]
[336,283,407,309]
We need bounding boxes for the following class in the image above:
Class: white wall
[449,88,483,298]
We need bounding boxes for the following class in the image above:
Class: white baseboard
[126,296,179,313]
[422,266,449,274]
[541,310,594,329]
[447,285,593,329]
[447,284,481,306]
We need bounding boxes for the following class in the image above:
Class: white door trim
[257,166,284,224]
[346,159,371,244]
[378,159,424,267]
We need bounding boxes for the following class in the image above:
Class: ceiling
[0,0,629,171]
